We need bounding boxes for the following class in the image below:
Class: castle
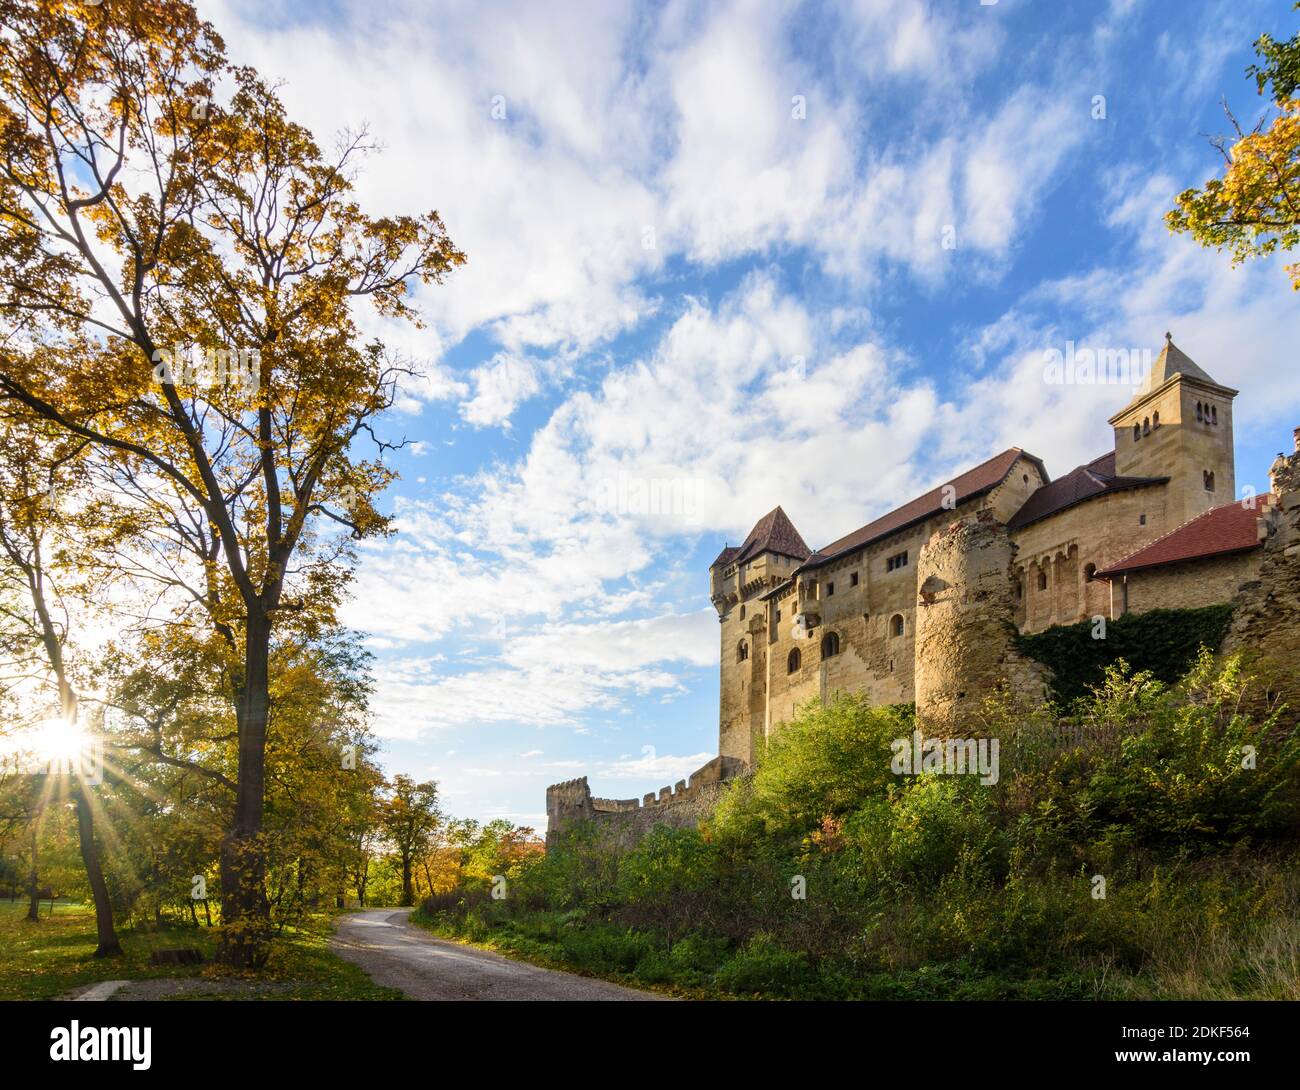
[548,337,1300,839]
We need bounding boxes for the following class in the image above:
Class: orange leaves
[1167,98,1300,290]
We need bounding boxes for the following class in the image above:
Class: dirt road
[331,908,666,1001]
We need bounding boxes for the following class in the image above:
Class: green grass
[0,900,402,1001]
[410,906,1109,1000]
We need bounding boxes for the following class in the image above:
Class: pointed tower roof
[1137,332,1218,395]
[722,505,811,568]
[1109,333,1237,425]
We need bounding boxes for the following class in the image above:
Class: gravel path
[331,908,666,1001]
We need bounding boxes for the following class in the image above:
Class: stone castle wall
[1221,429,1300,713]
[914,511,1046,728]
[547,414,1300,847]
[546,755,745,843]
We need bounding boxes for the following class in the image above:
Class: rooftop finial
[1165,330,1172,344]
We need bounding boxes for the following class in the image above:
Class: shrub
[714,933,815,997]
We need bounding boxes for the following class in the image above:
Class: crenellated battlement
[545,755,746,841]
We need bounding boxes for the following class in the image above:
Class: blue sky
[207,0,1300,828]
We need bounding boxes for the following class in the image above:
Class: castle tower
[710,506,810,766]
[1108,334,1238,527]
[913,512,1044,728]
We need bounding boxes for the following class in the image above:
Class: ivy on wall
[1014,604,1235,707]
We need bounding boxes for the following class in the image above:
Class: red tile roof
[1096,496,1270,577]
[799,447,1045,571]
[715,505,811,569]
[1005,451,1168,530]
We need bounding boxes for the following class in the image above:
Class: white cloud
[460,354,542,427]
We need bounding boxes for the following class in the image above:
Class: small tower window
[1204,470,1216,492]
[1143,417,1150,436]
[1037,569,1048,590]
[1196,402,1204,422]
[787,648,801,674]
[739,604,746,619]
[1133,423,1140,441]
[889,614,905,638]
[1152,411,1160,429]
[1211,405,1218,424]
[821,631,840,659]
[1139,513,1147,525]
[737,641,748,663]
[1084,563,1097,582]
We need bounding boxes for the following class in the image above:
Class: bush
[714,933,815,998]
[427,653,1300,1000]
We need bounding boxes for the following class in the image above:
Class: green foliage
[709,693,911,842]
[714,933,815,998]
[420,654,1300,1000]
[1013,604,1234,706]
[1248,4,1300,101]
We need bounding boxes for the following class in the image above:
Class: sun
[27,717,90,770]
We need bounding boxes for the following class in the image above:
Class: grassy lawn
[0,900,402,1001]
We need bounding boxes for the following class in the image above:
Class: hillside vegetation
[418,652,1300,999]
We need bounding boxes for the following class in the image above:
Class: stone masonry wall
[914,510,1046,729]
[545,755,746,845]
[1221,428,1300,715]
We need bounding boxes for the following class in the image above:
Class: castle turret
[1108,334,1237,527]
[710,506,810,766]
[913,511,1044,728]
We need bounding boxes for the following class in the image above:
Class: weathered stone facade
[1220,429,1300,712]
[546,756,744,844]
[545,338,1300,841]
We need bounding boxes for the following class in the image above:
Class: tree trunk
[74,781,123,956]
[26,824,38,922]
[217,614,272,968]
[400,854,413,907]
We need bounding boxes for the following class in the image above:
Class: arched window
[1211,405,1218,424]
[1152,410,1159,428]
[889,614,905,638]
[821,631,840,659]
[739,604,746,619]
[1084,563,1097,582]
[1037,569,1048,590]
[787,648,801,674]
[1196,402,1204,422]
[1143,417,1150,435]
[1015,580,1023,600]
[1133,423,1140,441]
[737,641,748,663]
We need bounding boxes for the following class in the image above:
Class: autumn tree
[0,412,121,955]
[0,0,463,965]
[1167,5,1300,287]
[381,775,441,907]
[102,622,388,924]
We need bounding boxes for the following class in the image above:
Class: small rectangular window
[1139,514,1146,525]
[827,582,835,596]
[849,572,859,587]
